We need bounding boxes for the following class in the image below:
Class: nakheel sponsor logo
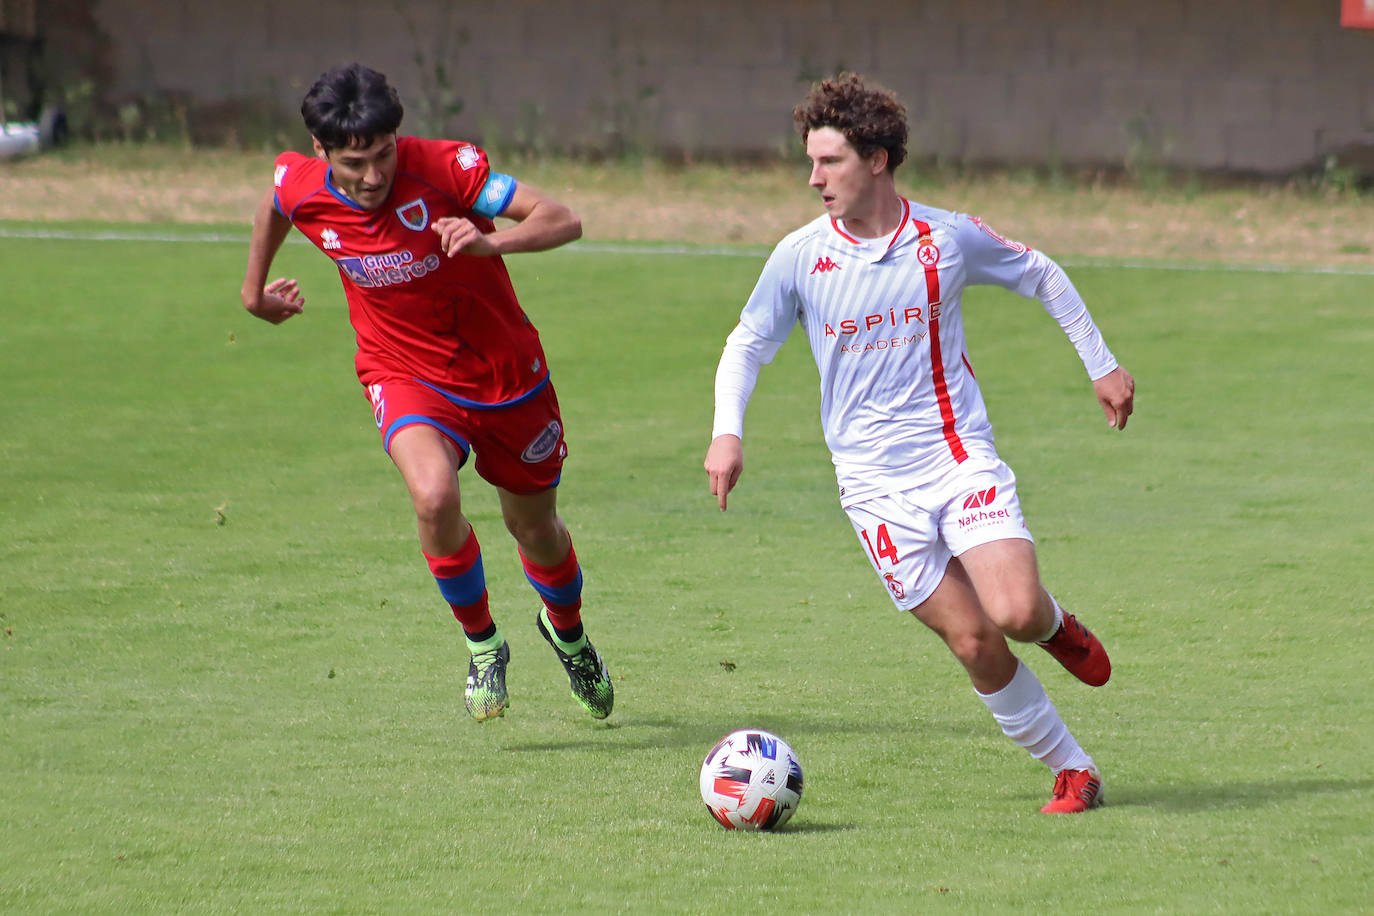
[962,487,996,509]
[957,486,1013,529]
[521,420,562,463]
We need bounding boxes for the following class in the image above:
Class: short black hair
[300,63,404,152]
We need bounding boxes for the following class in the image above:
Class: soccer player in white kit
[704,74,1136,814]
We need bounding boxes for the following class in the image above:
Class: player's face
[805,126,884,223]
[316,134,398,210]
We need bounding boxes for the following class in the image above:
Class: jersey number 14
[861,524,900,567]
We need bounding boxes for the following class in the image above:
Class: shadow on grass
[498,713,961,754]
[1103,776,1374,812]
[768,820,858,834]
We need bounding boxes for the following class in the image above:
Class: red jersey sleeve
[271,151,328,221]
[397,137,518,217]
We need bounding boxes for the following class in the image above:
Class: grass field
[2,223,1372,913]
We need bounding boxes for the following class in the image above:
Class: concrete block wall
[68,0,1374,173]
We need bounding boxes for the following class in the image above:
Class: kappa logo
[810,256,842,274]
[320,228,342,250]
[962,486,997,509]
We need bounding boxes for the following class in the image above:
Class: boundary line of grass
[3,223,1372,276]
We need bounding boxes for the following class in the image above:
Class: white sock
[976,660,1095,773]
[1036,594,1066,644]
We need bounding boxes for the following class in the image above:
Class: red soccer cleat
[1038,611,1111,686]
[1041,768,1103,814]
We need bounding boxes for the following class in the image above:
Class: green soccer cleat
[536,609,614,719]
[464,640,509,722]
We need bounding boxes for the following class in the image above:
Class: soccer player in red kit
[240,63,612,723]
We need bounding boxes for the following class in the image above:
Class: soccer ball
[699,729,804,830]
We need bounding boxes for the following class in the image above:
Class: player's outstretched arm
[433,183,582,258]
[241,190,305,324]
[704,434,744,511]
[1093,366,1136,430]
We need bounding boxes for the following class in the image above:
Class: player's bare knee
[410,482,460,528]
[504,514,563,555]
[945,625,1002,670]
[982,591,1043,641]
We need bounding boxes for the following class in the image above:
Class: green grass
[2,229,1371,913]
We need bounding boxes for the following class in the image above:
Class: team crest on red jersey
[395,198,430,231]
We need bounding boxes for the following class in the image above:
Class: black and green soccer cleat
[464,640,509,722]
[536,610,614,719]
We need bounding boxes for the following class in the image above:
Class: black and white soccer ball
[699,729,804,830]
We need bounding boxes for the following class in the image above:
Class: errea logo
[810,256,842,274]
[320,228,342,250]
[455,144,481,170]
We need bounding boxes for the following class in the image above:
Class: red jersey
[272,136,548,406]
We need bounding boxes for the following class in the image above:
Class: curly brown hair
[793,73,908,172]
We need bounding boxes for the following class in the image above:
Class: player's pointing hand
[704,434,744,511]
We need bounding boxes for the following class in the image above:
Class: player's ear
[868,147,889,176]
[311,137,328,161]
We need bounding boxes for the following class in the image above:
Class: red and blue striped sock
[424,530,498,650]
[520,539,584,645]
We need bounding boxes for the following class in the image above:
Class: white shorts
[842,454,1033,611]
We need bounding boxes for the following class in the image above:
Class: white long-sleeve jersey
[712,199,1118,505]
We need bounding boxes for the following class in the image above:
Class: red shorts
[363,376,567,494]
